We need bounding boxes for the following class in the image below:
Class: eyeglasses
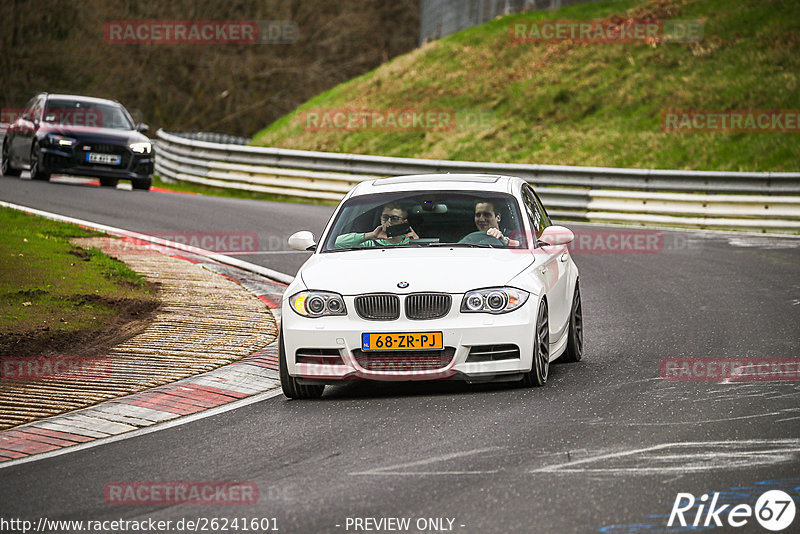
[380,215,406,224]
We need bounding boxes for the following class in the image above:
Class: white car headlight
[461,287,529,314]
[129,142,152,154]
[47,134,76,147]
[290,291,347,318]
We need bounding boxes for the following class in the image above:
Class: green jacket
[334,232,411,248]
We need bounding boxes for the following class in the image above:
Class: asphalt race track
[1,176,799,533]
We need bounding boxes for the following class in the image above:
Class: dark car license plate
[86,152,121,165]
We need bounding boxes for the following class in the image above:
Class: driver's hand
[486,228,509,244]
[366,224,388,241]
[407,227,419,240]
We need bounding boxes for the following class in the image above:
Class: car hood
[40,124,149,145]
[299,248,534,294]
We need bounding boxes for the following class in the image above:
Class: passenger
[472,200,520,247]
[334,202,419,248]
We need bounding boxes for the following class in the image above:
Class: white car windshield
[322,191,528,251]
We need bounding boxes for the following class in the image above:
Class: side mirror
[288,231,316,251]
[21,112,32,122]
[137,123,149,133]
[539,225,574,247]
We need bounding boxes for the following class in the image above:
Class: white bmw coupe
[280,174,583,398]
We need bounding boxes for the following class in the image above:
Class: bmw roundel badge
[397,281,409,289]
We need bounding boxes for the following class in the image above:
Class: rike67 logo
[669,490,796,531]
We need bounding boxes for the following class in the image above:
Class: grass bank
[252,0,799,172]
[0,207,159,357]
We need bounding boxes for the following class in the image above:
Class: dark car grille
[82,143,127,154]
[405,293,451,320]
[466,344,520,362]
[353,348,455,372]
[355,294,400,320]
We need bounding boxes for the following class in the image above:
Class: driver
[472,200,520,247]
[334,202,419,248]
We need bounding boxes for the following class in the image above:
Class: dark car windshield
[44,99,134,130]
[321,191,528,252]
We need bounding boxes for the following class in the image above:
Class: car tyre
[1,139,21,177]
[521,299,549,387]
[279,327,324,399]
[561,281,583,362]
[131,177,152,190]
[29,143,50,181]
[99,177,119,188]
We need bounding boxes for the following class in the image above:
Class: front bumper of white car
[281,294,539,384]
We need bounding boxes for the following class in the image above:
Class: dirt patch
[628,0,689,20]
[0,292,160,358]
[67,246,93,261]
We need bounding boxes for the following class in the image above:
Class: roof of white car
[351,173,523,196]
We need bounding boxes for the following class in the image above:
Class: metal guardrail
[169,131,251,146]
[155,129,800,233]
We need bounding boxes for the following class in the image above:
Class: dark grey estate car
[1,93,154,190]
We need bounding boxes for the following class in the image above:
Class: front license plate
[361,332,443,351]
[86,152,121,165]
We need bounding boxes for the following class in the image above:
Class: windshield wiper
[325,247,368,252]
[426,242,500,248]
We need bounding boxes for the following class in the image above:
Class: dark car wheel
[2,139,21,177]
[29,144,50,181]
[279,327,324,399]
[521,299,549,387]
[561,281,583,362]
[99,177,119,187]
[131,177,152,190]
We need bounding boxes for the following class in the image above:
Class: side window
[22,97,37,120]
[31,97,45,121]
[532,190,552,228]
[522,185,546,239]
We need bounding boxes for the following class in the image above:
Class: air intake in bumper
[353,347,455,372]
[296,348,345,366]
[466,344,520,362]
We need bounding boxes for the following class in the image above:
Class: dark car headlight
[129,142,152,154]
[290,291,347,318]
[45,134,77,147]
[461,287,529,314]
